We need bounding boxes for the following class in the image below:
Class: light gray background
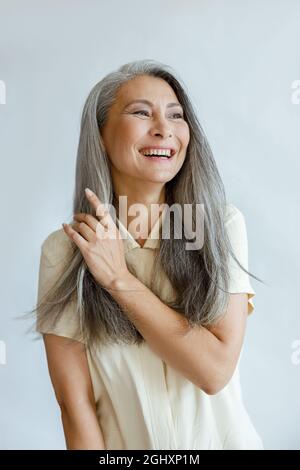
[0,0,299,450]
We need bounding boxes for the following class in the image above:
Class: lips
[138,152,175,164]
[138,148,176,157]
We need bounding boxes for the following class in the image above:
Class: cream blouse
[36,203,264,450]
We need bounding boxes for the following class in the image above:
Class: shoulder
[224,203,249,250]
[41,227,74,263]
[224,203,245,226]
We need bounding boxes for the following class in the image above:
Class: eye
[133,110,150,116]
[133,110,184,119]
[172,113,184,119]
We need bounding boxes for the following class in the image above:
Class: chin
[142,174,175,184]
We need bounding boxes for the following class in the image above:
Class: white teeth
[140,149,172,157]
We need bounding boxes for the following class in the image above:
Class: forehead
[115,75,180,109]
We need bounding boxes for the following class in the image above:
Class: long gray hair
[28,59,264,352]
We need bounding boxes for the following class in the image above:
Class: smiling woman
[31,59,265,450]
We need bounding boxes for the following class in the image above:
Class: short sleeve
[225,204,256,315]
[36,228,84,342]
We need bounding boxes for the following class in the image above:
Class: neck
[112,181,167,236]
[113,181,166,214]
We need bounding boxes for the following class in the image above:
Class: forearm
[108,272,228,394]
[60,402,106,450]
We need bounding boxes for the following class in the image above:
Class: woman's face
[101,75,190,190]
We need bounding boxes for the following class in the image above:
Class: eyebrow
[123,99,183,110]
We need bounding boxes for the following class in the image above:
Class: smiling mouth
[138,150,176,160]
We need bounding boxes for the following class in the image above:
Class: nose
[149,114,173,138]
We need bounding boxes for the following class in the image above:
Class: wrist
[108,269,134,292]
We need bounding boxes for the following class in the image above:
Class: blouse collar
[116,206,167,253]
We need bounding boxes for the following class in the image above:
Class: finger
[97,213,110,230]
[84,188,107,218]
[72,221,95,242]
[62,223,88,250]
[93,215,120,240]
[84,188,115,232]
[73,213,98,232]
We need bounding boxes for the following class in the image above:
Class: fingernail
[85,188,93,197]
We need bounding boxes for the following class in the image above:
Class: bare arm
[43,333,105,450]
[109,272,249,395]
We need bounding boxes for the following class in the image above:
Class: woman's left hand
[62,188,129,290]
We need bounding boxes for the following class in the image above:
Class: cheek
[108,121,143,168]
[108,123,136,161]
[178,123,190,149]
[118,118,145,144]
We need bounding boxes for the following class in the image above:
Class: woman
[35,59,264,450]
